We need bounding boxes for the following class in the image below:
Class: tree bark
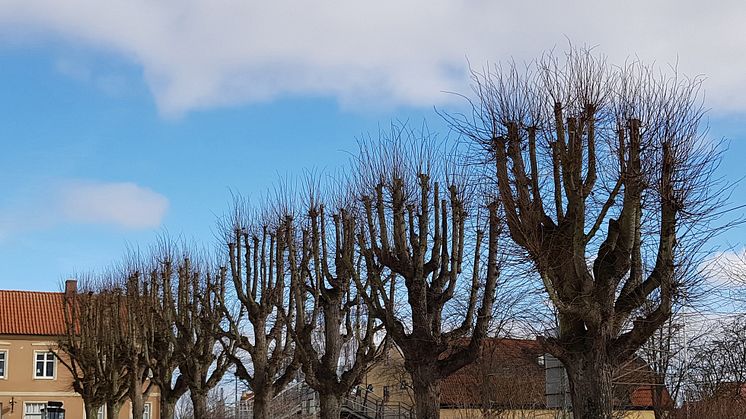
[190,390,208,419]
[319,394,343,419]
[105,402,121,419]
[567,355,614,419]
[411,364,441,419]
[84,404,100,419]
[252,389,271,419]
[160,395,176,419]
[130,384,145,419]
[129,402,144,419]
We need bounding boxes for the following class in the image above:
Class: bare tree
[684,316,746,418]
[144,243,233,419]
[177,255,233,419]
[352,131,503,418]
[447,46,727,418]
[121,268,156,419]
[57,278,122,419]
[288,185,385,419]
[219,202,300,419]
[143,255,189,419]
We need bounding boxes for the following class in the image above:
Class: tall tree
[219,204,300,419]
[59,275,131,419]
[288,189,385,419]
[143,255,189,419]
[448,47,725,418]
[121,269,156,419]
[57,278,117,419]
[353,133,503,418]
[144,243,233,419]
[174,255,234,419]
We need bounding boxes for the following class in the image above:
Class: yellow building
[0,281,160,419]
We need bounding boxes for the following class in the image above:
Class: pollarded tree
[448,47,726,418]
[143,243,233,419]
[142,253,189,419]
[219,202,300,419]
[57,277,118,419]
[353,131,503,418]
[121,268,156,419]
[288,188,385,419]
[173,255,234,419]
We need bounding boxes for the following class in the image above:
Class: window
[34,351,55,379]
[0,350,6,378]
[97,406,105,419]
[24,402,46,419]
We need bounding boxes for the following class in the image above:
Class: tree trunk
[160,395,176,419]
[130,392,144,419]
[84,403,100,419]
[567,355,614,419]
[106,402,121,419]
[319,393,343,419]
[411,364,441,419]
[129,366,146,419]
[190,390,208,419]
[252,390,270,419]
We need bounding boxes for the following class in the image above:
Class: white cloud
[54,58,130,96]
[700,249,746,288]
[59,181,168,229]
[0,180,168,241]
[1,1,746,116]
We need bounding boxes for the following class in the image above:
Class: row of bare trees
[58,247,232,419]
[58,46,730,419]
[58,134,506,419]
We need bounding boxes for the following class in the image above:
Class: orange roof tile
[0,290,67,336]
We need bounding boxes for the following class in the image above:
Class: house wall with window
[0,336,87,418]
[0,286,160,419]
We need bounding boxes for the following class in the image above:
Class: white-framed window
[24,402,46,419]
[97,406,105,419]
[0,350,7,379]
[33,351,55,379]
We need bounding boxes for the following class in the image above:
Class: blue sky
[1,1,745,291]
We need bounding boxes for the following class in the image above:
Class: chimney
[65,279,77,297]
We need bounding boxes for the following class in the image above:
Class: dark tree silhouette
[219,202,300,419]
[57,278,124,419]
[144,244,233,419]
[447,47,726,418]
[288,186,385,419]
[352,132,503,418]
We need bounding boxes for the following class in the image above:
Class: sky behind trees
[1,1,745,290]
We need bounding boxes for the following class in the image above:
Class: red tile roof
[0,290,67,336]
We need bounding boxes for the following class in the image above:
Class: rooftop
[0,282,73,336]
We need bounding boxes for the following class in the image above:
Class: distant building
[0,280,160,419]
[362,338,671,419]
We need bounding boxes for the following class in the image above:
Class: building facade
[0,281,160,419]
